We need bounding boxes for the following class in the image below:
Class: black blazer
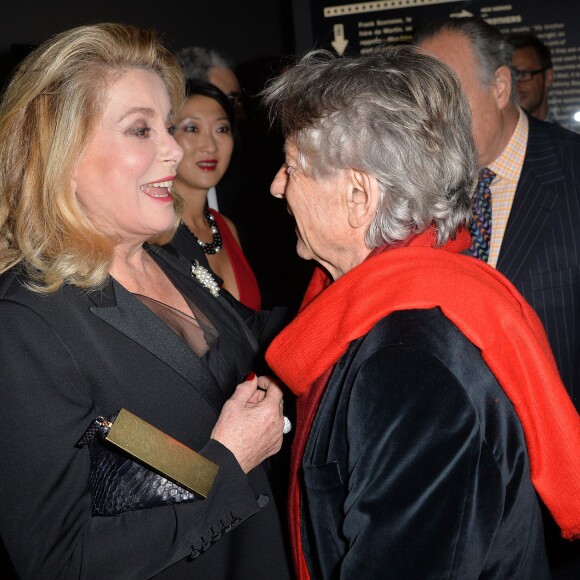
[496,115,580,412]
[497,116,580,580]
[0,246,290,579]
[299,308,550,579]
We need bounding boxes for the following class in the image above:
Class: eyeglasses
[513,67,548,82]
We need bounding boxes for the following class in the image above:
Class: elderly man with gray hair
[263,45,580,580]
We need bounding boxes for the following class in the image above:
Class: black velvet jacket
[300,307,550,579]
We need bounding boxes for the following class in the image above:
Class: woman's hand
[210,375,285,473]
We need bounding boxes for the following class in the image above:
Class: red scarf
[265,228,580,580]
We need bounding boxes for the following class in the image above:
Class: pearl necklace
[186,209,222,255]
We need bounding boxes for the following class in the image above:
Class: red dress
[209,210,261,311]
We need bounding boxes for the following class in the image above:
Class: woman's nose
[200,133,218,153]
[162,130,183,165]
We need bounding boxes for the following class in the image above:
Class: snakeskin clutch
[77,411,207,516]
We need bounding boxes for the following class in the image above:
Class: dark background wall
[0,0,294,78]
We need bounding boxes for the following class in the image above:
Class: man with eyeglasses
[508,33,555,122]
[415,16,580,579]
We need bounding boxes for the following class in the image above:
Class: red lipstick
[197,159,218,172]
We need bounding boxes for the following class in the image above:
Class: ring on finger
[282,416,292,435]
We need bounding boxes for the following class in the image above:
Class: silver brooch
[191,260,220,297]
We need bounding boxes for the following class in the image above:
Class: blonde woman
[0,23,290,579]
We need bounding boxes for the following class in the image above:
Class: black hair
[184,78,236,129]
[506,33,552,69]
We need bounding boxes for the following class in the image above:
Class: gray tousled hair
[176,46,233,82]
[414,17,516,101]
[262,45,478,247]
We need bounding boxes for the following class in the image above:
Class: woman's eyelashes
[125,119,176,138]
[128,125,152,138]
[175,121,231,135]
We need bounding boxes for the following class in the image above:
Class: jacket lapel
[496,118,565,281]
[88,276,225,414]
[148,244,260,354]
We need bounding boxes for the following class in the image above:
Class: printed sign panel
[293,0,580,130]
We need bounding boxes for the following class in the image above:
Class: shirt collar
[488,108,528,182]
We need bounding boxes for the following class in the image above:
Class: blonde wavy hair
[0,23,185,292]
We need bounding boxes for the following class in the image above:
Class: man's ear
[346,168,379,229]
[494,65,513,110]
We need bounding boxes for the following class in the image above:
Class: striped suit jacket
[496,115,580,412]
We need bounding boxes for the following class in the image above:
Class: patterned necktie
[469,167,496,262]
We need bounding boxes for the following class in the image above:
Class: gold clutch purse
[78,408,219,516]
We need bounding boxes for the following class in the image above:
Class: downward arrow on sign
[332,24,349,56]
